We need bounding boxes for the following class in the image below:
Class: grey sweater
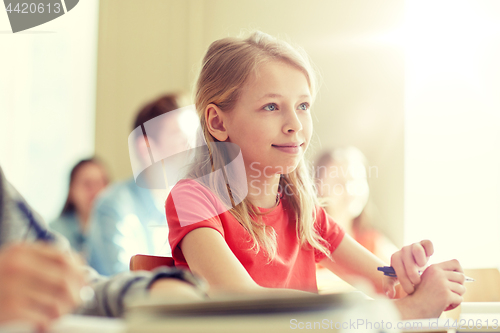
[0,166,190,317]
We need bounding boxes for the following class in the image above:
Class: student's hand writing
[385,239,434,296]
[395,260,466,319]
[0,243,86,331]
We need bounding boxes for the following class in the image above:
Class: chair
[129,254,175,271]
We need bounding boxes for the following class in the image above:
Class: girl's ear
[205,104,229,141]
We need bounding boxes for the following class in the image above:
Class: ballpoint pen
[18,201,96,307]
[378,266,475,282]
[18,201,56,242]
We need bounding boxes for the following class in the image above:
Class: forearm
[321,235,387,294]
[76,266,148,317]
[77,266,203,317]
[207,283,314,298]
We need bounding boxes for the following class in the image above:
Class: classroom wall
[95,0,405,245]
[404,0,500,268]
[0,0,99,222]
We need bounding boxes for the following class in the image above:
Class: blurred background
[0,0,499,268]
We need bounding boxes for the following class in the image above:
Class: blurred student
[50,158,109,254]
[0,165,204,331]
[87,93,195,276]
[166,31,466,320]
[314,147,398,262]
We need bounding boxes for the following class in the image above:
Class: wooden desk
[401,302,500,333]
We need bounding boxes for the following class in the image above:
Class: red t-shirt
[166,179,345,292]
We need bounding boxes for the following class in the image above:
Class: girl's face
[224,61,313,177]
[70,163,108,215]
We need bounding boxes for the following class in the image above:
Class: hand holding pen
[0,201,89,331]
[18,200,93,303]
[379,239,467,316]
[0,242,87,331]
[382,239,435,297]
[378,266,474,282]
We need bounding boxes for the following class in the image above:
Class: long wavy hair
[188,31,329,260]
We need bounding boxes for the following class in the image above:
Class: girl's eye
[263,103,278,111]
[298,103,310,111]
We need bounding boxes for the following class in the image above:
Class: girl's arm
[179,227,312,296]
[320,235,436,296]
[320,235,466,319]
[319,233,388,294]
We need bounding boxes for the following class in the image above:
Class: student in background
[87,93,195,276]
[314,147,398,263]
[0,165,204,331]
[50,158,109,254]
[166,31,466,320]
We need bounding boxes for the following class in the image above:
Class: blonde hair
[189,31,329,259]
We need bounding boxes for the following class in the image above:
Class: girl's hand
[395,260,466,319]
[385,240,434,296]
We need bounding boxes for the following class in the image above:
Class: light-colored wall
[404,0,500,268]
[95,0,193,179]
[95,0,405,245]
[0,0,99,222]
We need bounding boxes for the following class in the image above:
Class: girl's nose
[282,108,303,134]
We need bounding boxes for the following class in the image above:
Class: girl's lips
[272,143,304,154]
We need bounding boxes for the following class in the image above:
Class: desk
[0,302,497,333]
[0,315,125,333]
[125,300,500,333]
[125,295,400,333]
[400,303,500,333]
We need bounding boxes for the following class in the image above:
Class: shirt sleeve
[0,166,202,318]
[78,265,200,317]
[313,206,346,263]
[166,179,226,268]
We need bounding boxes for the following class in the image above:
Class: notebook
[126,291,361,317]
[125,292,400,333]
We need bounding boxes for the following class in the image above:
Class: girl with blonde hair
[166,31,466,319]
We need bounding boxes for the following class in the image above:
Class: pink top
[166,179,345,292]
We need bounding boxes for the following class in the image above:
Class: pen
[18,201,56,242]
[17,200,96,307]
[378,266,475,282]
